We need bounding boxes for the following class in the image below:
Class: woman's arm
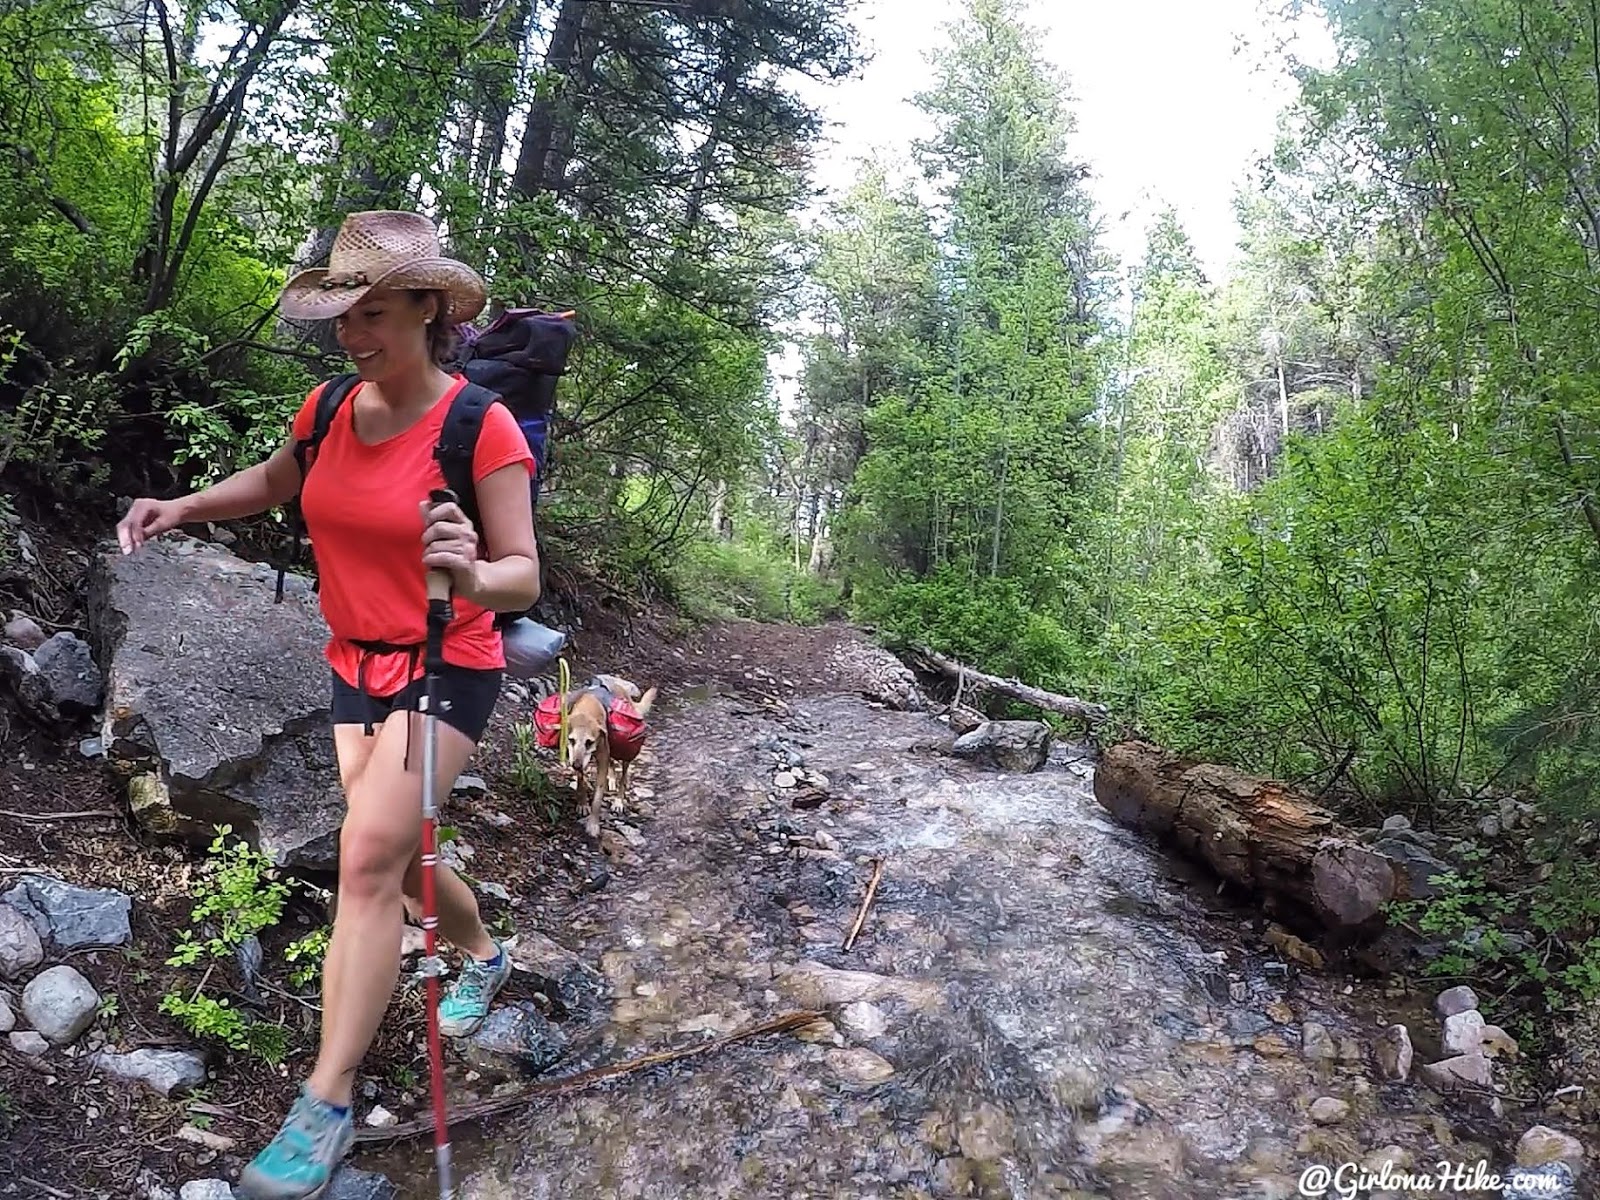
[181,440,306,521]
[117,438,305,554]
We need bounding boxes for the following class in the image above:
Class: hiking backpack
[274,308,578,619]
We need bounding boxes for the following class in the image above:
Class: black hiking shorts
[330,664,503,744]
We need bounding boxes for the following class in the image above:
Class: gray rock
[1309,1096,1349,1124]
[2,875,131,949]
[1300,1021,1337,1061]
[509,931,609,1018]
[79,735,104,758]
[1227,1010,1272,1038]
[1381,814,1412,832]
[236,933,264,1003]
[0,645,53,721]
[826,1046,896,1085]
[837,1000,889,1040]
[1420,1052,1500,1114]
[1443,1008,1487,1056]
[1372,834,1454,900]
[1375,1023,1413,1081]
[0,902,44,977]
[829,640,928,712]
[951,720,1052,772]
[34,631,102,711]
[1435,984,1478,1019]
[326,1168,398,1200]
[22,963,101,1044]
[178,1183,234,1200]
[9,1029,48,1055]
[0,994,13,1034]
[945,704,987,735]
[452,774,488,798]
[3,613,45,651]
[1420,1051,1488,1086]
[439,838,476,871]
[463,1001,569,1078]
[1515,1125,1584,1174]
[94,1047,208,1097]
[88,539,350,868]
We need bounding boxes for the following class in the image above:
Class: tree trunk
[510,0,590,203]
[1276,355,1290,438]
[133,0,299,316]
[807,495,828,573]
[471,0,534,217]
[1093,740,1407,933]
[682,48,746,233]
[989,436,1008,576]
[909,646,1108,724]
[708,480,731,540]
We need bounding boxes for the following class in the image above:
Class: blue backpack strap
[275,373,360,603]
[433,382,502,548]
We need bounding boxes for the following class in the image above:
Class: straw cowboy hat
[278,210,487,324]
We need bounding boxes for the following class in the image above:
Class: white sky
[795,0,1334,278]
[773,0,1336,403]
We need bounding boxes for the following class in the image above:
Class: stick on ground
[843,857,884,952]
[354,1008,824,1144]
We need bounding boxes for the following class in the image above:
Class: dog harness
[533,677,649,762]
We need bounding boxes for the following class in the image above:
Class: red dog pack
[534,686,648,761]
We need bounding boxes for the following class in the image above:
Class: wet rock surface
[362,690,1545,1199]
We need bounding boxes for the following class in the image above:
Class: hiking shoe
[438,941,512,1037]
[236,1086,353,1200]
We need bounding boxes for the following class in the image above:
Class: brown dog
[564,676,656,839]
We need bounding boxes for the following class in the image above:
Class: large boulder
[88,537,346,868]
[952,720,1051,772]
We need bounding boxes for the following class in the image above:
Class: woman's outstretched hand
[116,498,185,555]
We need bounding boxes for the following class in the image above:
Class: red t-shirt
[291,376,534,695]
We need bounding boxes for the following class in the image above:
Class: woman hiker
[116,211,538,1200]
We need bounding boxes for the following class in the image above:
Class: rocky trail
[363,686,1586,1200]
[0,532,1592,1199]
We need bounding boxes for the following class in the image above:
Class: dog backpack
[533,688,649,761]
[273,308,578,610]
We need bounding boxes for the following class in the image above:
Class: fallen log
[909,646,1109,725]
[1093,740,1405,934]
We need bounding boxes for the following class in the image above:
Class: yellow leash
[557,656,571,765]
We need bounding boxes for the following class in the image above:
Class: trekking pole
[418,488,457,1200]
